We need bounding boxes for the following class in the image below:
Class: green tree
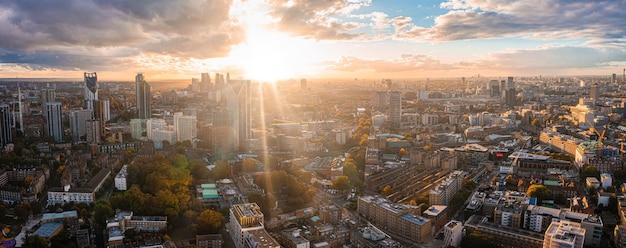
[197,209,223,234]
[581,166,601,181]
[332,176,351,191]
[94,200,114,225]
[463,179,477,191]
[22,235,50,248]
[526,184,552,204]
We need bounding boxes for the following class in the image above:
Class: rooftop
[32,222,63,238]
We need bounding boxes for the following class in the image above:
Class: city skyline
[0,0,625,81]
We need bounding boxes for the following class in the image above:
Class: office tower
[507,76,515,89]
[222,79,251,150]
[101,99,110,121]
[84,72,98,111]
[388,91,402,130]
[212,108,237,157]
[214,73,225,91]
[201,73,212,91]
[543,220,585,248]
[135,73,152,119]
[85,119,101,144]
[505,88,517,107]
[613,73,617,84]
[373,91,388,109]
[623,69,625,84]
[45,102,63,142]
[17,84,23,133]
[70,109,93,140]
[300,79,307,89]
[0,103,12,147]
[174,114,197,142]
[40,83,56,104]
[489,80,500,97]
[590,83,599,101]
[191,78,199,91]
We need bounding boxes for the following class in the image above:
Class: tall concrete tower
[45,102,63,142]
[0,103,12,147]
[135,73,152,119]
[84,72,98,111]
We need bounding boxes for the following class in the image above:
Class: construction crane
[585,118,608,158]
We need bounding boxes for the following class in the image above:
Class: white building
[114,165,128,191]
[443,220,463,248]
[174,114,197,142]
[146,118,168,140]
[543,220,585,248]
[601,173,612,189]
[130,119,145,139]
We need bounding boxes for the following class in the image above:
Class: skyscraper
[0,103,12,147]
[70,109,93,140]
[174,113,197,143]
[388,91,402,130]
[45,102,63,142]
[222,79,251,149]
[40,83,56,104]
[201,72,212,92]
[84,72,98,111]
[590,83,599,101]
[135,73,152,119]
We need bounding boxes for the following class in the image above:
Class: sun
[228,0,323,83]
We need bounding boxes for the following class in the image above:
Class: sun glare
[228,0,323,83]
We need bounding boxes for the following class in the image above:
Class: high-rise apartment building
[69,109,93,141]
[0,103,12,147]
[135,73,152,119]
[40,83,56,104]
[146,118,168,141]
[388,91,402,130]
[85,119,101,144]
[443,220,463,248]
[45,102,63,142]
[174,114,197,143]
[84,72,98,111]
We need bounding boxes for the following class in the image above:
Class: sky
[0,0,625,82]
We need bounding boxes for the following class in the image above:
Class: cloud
[0,0,244,71]
[474,46,626,72]
[394,0,626,45]
[329,54,456,73]
[266,0,370,40]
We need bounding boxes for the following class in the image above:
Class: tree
[332,176,351,191]
[94,200,114,225]
[461,231,498,248]
[14,202,31,220]
[526,184,552,204]
[212,160,231,179]
[197,209,223,234]
[22,235,49,248]
[581,166,601,181]
[463,180,477,191]
[242,158,259,172]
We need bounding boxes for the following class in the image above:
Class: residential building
[136,73,152,119]
[443,220,462,248]
[543,220,585,248]
[45,102,63,142]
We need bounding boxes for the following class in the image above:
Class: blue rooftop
[32,222,63,238]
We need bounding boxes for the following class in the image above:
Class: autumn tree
[212,160,231,179]
[22,235,49,248]
[242,158,259,172]
[197,209,223,234]
[332,176,351,191]
[526,184,552,204]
